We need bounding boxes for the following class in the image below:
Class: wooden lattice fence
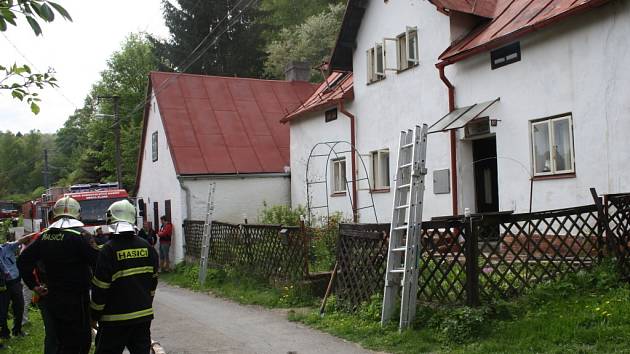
[335,193,629,310]
[184,220,307,280]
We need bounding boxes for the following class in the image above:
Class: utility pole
[43,149,50,189]
[113,95,122,189]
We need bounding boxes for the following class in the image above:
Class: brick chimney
[284,61,310,81]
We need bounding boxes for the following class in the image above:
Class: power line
[1,33,80,110]
[108,0,258,124]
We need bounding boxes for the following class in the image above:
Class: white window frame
[366,46,385,84]
[370,149,390,190]
[406,26,419,65]
[374,42,385,77]
[331,158,347,194]
[530,114,575,177]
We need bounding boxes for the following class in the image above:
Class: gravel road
[151,284,377,354]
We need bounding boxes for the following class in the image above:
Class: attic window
[152,131,158,162]
[325,108,338,122]
[491,42,521,70]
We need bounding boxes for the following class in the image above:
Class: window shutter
[375,43,385,76]
[383,38,398,71]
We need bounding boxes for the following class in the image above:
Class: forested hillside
[0,0,344,202]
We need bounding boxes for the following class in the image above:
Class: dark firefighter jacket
[18,227,98,293]
[90,233,158,326]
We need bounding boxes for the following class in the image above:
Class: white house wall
[290,109,354,222]
[182,176,290,224]
[135,92,184,263]
[449,1,630,212]
[351,0,453,222]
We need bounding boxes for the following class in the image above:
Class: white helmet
[53,196,81,219]
[106,200,137,234]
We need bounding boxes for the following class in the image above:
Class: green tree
[150,0,268,77]
[0,0,72,113]
[55,34,158,190]
[264,3,344,81]
[259,0,343,41]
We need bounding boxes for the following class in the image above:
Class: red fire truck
[23,183,130,233]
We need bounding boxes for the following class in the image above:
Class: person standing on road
[157,216,172,272]
[18,196,99,354]
[0,232,36,339]
[23,210,58,354]
[91,200,158,354]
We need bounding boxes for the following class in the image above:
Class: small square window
[325,108,338,122]
[530,114,575,176]
[331,158,347,194]
[491,42,521,70]
[370,149,390,190]
[152,131,158,162]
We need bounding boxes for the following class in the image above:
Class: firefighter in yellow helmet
[91,200,158,354]
[18,196,98,354]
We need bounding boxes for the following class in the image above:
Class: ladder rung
[398,184,411,189]
[354,206,374,211]
[310,205,327,209]
[347,177,369,182]
[307,181,327,185]
[392,246,407,252]
[401,143,414,149]
[399,163,413,168]
[393,225,408,230]
[390,268,405,273]
[395,204,410,210]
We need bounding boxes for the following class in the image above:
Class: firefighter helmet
[106,200,137,234]
[53,196,81,220]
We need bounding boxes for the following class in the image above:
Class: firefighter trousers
[46,290,92,354]
[95,320,151,354]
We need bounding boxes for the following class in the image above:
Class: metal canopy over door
[473,137,499,213]
[428,98,500,134]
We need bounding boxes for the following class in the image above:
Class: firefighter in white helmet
[91,200,158,354]
[18,196,99,354]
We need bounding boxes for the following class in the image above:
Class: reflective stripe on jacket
[90,233,158,326]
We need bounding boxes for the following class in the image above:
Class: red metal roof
[430,0,498,18]
[281,71,353,123]
[145,72,317,176]
[438,0,610,64]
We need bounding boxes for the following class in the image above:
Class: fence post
[464,214,480,307]
[590,188,605,263]
[300,216,309,277]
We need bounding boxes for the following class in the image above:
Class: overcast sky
[0,0,170,134]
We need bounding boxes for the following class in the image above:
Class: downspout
[437,62,458,216]
[338,100,358,222]
[177,177,192,222]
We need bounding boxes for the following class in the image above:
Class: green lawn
[1,307,46,353]
[292,262,630,353]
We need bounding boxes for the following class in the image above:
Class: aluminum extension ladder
[381,124,428,330]
[198,182,216,286]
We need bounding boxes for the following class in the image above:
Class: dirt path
[151,284,377,354]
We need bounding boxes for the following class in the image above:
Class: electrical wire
[107,0,258,123]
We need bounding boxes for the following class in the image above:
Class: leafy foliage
[0,0,71,113]
[264,3,344,81]
[52,33,158,190]
[150,0,268,77]
[0,130,54,199]
[258,202,306,225]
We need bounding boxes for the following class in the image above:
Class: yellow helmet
[106,200,137,234]
[53,196,81,220]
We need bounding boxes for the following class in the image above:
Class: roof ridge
[150,71,317,85]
